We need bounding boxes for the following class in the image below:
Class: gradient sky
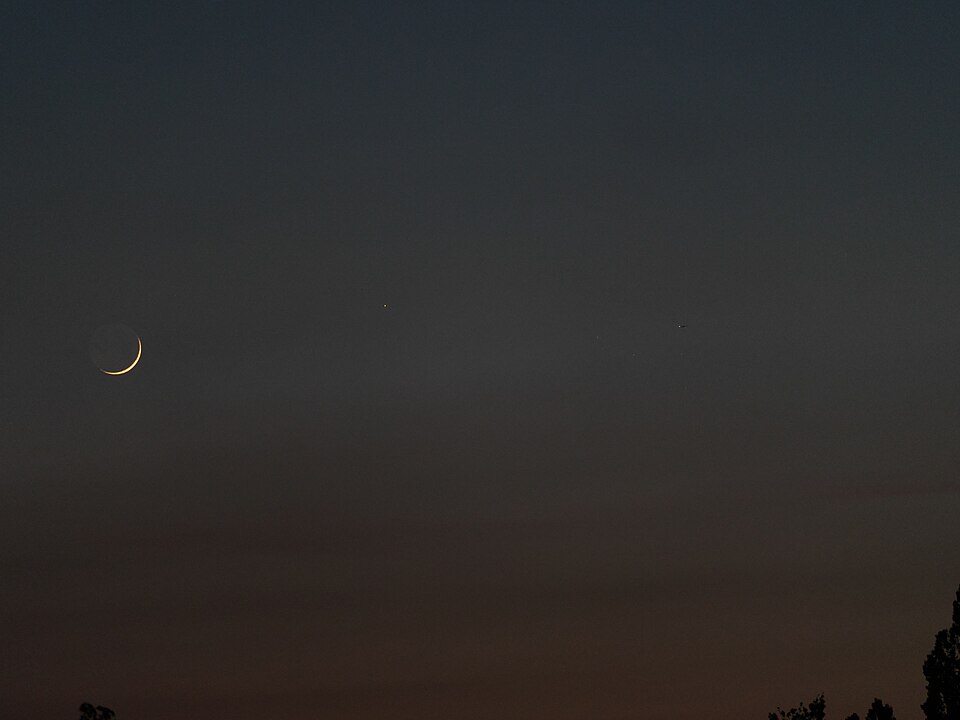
[2,2,959,718]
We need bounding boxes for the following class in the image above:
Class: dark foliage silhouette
[922,584,960,720]
[772,694,894,720]
[768,694,826,720]
[865,698,896,720]
[79,703,115,720]
[844,698,897,720]
[844,699,897,720]
[769,584,960,720]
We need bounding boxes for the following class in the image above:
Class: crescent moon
[100,336,142,376]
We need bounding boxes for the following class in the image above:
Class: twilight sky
[2,2,959,718]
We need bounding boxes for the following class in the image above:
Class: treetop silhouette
[769,583,960,720]
[769,694,826,720]
[79,703,115,720]
[922,584,960,720]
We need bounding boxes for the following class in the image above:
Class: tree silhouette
[78,703,115,720]
[768,694,827,720]
[770,584,960,720]
[865,698,896,720]
[922,584,960,720]
[773,696,894,720]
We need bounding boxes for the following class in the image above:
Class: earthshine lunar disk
[89,323,142,375]
[100,336,142,375]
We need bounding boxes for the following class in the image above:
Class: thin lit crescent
[100,336,142,376]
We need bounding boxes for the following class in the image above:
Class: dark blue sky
[2,2,959,718]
